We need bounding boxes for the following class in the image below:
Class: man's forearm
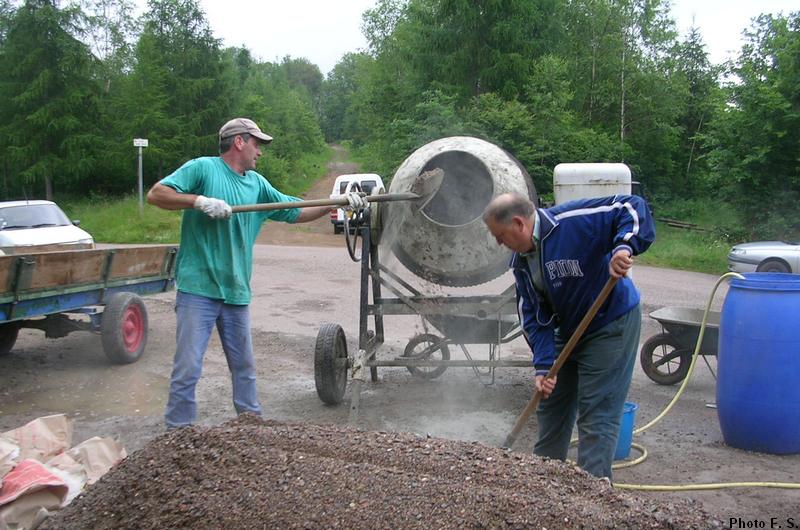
[147,183,197,210]
[295,205,331,223]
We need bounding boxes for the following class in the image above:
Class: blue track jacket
[511,195,655,374]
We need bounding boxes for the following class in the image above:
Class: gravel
[43,414,722,529]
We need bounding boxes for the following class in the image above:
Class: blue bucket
[718,273,800,454]
[615,401,638,460]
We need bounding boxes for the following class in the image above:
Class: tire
[333,224,343,235]
[101,292,148,364]
[315,323,348,405]
[757,259,790,273]
[403,333,450,379]
[640,333,691,385]
[0,322,20,356]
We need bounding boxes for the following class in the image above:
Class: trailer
[0,245,177,363]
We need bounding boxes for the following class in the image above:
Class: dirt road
[1,151,798,526]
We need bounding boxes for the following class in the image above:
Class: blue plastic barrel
[614,402,638,460]
[717,273,800,454]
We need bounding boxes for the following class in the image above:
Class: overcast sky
[137,0,377,75]
[135,1,798,75]
[670,0,797,64]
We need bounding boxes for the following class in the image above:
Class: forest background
[0,0,798,252]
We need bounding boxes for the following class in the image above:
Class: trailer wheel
[640,333,691,385]
[101,292,148,364]
[0,322,20,356]
[403,333,450,379]
[315,323,348,405]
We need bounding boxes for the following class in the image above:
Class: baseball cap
[218,118,273,143]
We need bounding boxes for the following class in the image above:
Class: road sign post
[133,138,149,214]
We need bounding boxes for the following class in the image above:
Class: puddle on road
[0,367,169,418]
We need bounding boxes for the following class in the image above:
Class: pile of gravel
[44,414,721,529]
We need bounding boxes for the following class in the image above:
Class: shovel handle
[501,276,619,449]
[230,192,420,213]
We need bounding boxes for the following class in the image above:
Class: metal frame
[345,210,528,421]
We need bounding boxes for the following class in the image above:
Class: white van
[329,173,385,234]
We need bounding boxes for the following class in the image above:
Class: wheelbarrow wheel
[315,323,348,405]
[403,333,450,380]
[0,322,20,356]
[640,332,691,385]
[101,292,148,364]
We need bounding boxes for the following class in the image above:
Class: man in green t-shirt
[147,117,366,429]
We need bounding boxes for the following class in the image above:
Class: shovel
[230,168,444,214]
[501,276,619,449]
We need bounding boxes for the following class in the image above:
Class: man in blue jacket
[483,192,655,479]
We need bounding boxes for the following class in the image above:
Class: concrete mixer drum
[381,136,537,287]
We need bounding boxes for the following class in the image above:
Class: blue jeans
[533,304,641,479]
[165,291,262,428]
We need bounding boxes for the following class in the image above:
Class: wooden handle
[230,192,420,213]
[502,276,619,449]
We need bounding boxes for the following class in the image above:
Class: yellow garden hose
[612,272,800,491]
[616,481,800,491]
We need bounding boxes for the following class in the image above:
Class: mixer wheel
[403,333,450,379]
[315,323,349,404]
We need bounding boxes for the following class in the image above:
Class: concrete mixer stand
[313,212,530,422]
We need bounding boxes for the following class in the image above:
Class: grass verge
[62,196,183,244]
[637,221,731,275]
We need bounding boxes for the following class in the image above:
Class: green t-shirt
[160,156,301,304]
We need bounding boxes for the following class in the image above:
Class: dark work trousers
[533,304,641,480]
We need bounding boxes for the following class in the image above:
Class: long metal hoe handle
[230,192,420,213]
[501,276,620,449]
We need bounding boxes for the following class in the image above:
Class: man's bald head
[483,192,536,226]
[482,193,537,253]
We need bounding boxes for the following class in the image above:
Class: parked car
[329,173,385,234]
[727,240,800,274]
[0,200,94,255]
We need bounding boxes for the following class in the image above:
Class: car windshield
[0,204,72,230]
[339,179,379,194]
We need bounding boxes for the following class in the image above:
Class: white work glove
[342,192,368,212]
[193,195,232,219]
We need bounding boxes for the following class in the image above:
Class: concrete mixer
[313,137,539,420]
[380,136,538,287]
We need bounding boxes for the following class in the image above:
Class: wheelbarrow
[639,306,720,385]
